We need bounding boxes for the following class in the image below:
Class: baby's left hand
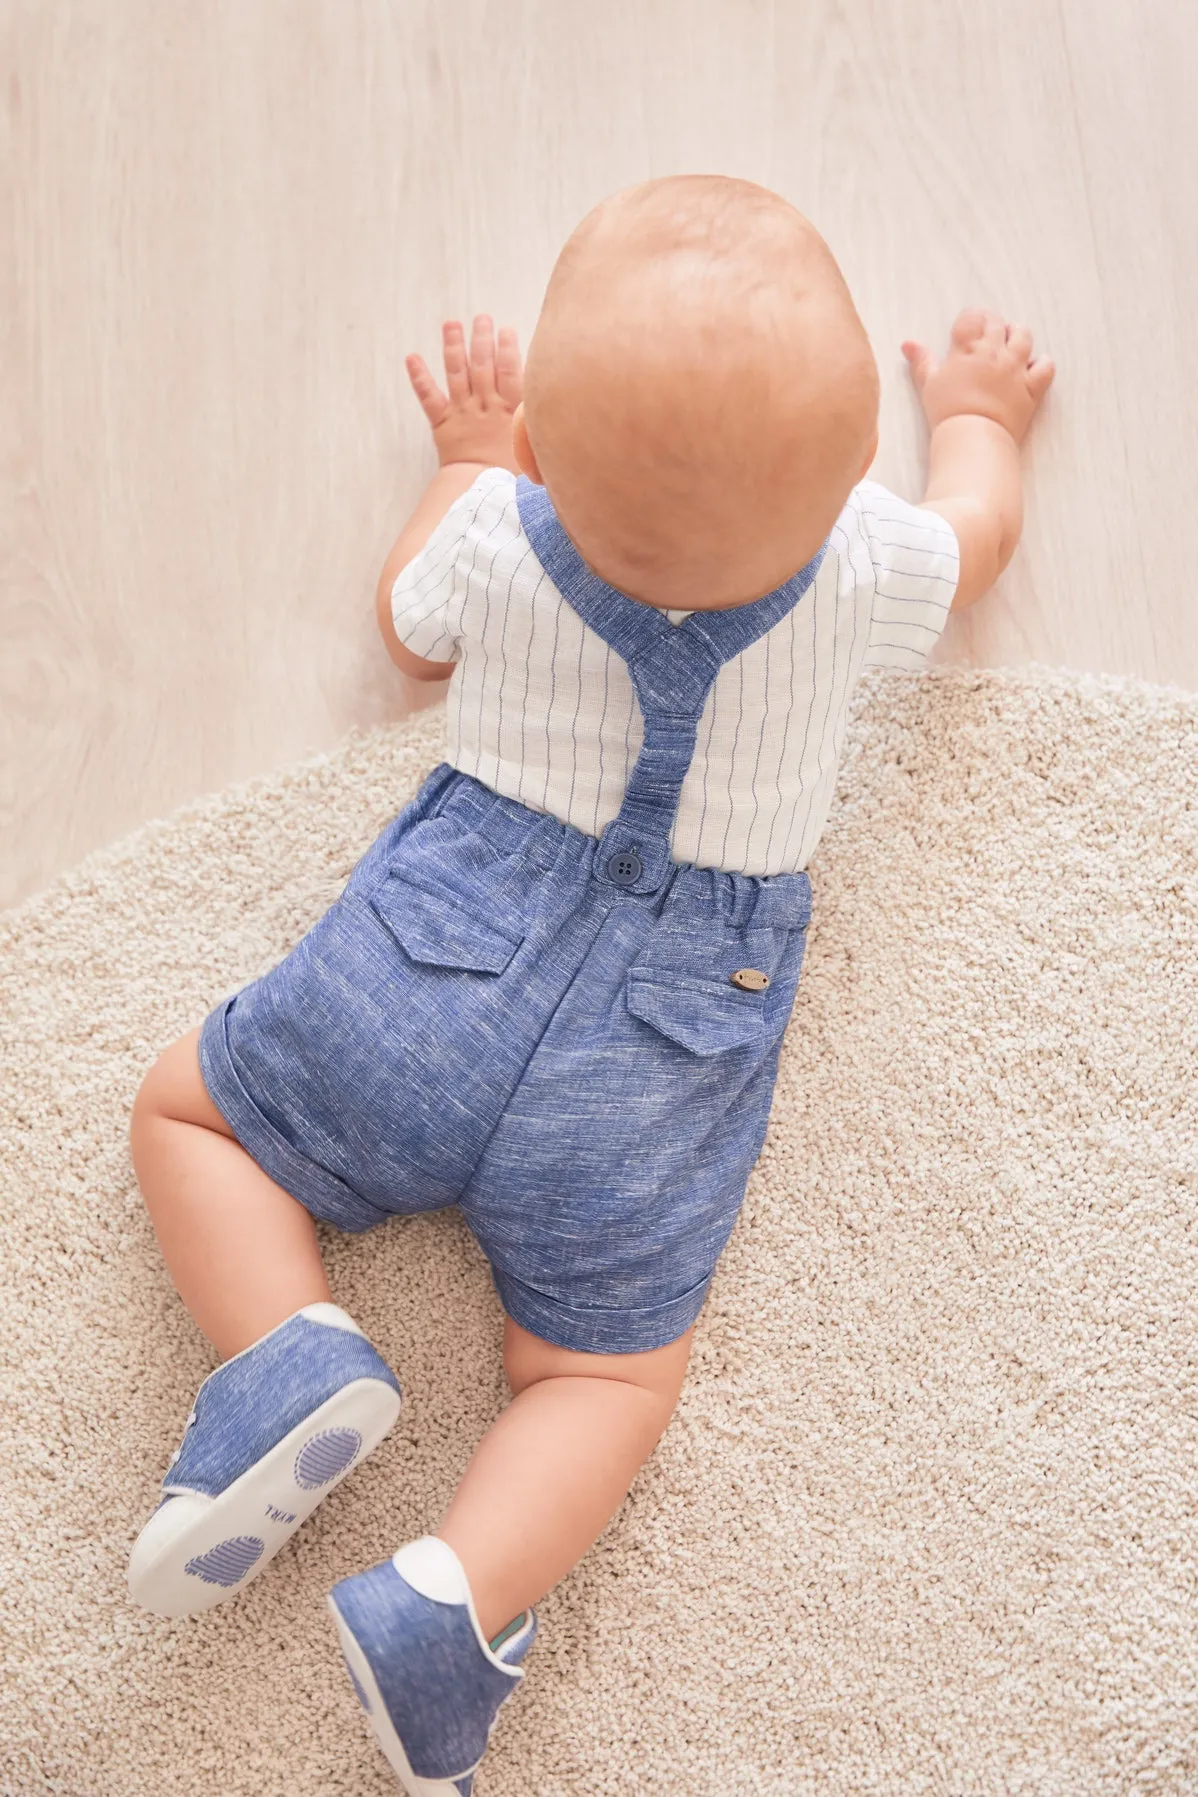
[406,316,524,473]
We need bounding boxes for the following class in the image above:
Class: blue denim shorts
[198,766,812,1354]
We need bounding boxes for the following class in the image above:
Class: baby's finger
[1006,322,1034,363]
[1027,355,1056,402]
[950,308,989,349]
[469,314,497,401]
[405,354,450,426]
[442,321,471,404]
[901,339,938,391]
[979,309,1007,349]
[495,326,523,407]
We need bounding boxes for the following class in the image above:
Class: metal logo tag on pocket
[729,968,770,992]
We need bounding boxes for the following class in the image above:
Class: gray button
[607,850,643,887]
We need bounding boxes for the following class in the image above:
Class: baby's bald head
[518,176,879,610]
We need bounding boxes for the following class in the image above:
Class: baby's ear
[512,407,543,484]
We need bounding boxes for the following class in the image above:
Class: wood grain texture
[2,0,1194,907]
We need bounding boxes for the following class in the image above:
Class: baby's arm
[376,314,524,679]
[902,309,1055,610]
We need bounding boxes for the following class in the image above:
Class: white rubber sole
[329,1596,475,1797]
[128,1377,401,1617]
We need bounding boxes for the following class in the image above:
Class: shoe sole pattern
[128,1377,401,1618]
[328,1596,477,1797]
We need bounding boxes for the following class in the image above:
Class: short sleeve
[854,480,960,671]
[389,484,482,663]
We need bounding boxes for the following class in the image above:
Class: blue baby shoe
[328,1536,536,1795]
[128,1303,401,1617]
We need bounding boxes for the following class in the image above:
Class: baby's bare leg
[130,1029,331,1358]
[439,1319,693,1639]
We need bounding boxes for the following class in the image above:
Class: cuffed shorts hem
[492,1265,713,1356]
[198,999,388,1235]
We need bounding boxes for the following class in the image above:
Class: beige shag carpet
[3,668,1197,1797]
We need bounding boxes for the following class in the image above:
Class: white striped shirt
[392,467,958,875]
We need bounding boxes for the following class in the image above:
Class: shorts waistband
[424,765,812,929]
[431,768,579,874]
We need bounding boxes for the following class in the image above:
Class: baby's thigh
[502,1316,694,1411]
[131,1028,233,1137]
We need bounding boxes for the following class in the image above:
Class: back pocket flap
[625,968,767,1057]
[370,876,523,974]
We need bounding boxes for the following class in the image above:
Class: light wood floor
[2,1,1195,908]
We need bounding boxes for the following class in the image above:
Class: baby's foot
[328,1537,536,1795]
[128,1303,401,1617]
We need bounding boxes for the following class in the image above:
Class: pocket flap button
[730,967,770,992]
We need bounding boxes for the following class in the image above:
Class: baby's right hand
[405,315,524,473]
[902,309,1055,442]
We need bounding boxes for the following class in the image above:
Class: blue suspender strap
[515,476,826,891]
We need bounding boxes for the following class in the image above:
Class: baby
[127,175,1052,1791]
